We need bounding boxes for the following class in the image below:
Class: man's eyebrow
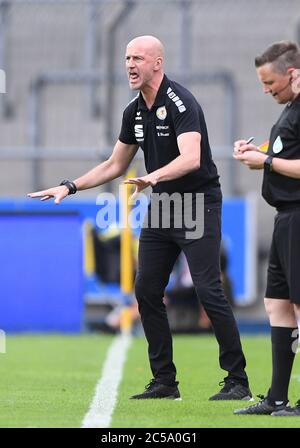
[126,54,144,59]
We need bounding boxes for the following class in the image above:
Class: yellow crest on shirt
[156,106,167,120]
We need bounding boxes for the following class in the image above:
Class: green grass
[1,334,300,428]
[112,335,300,428]
[0,334,113,428]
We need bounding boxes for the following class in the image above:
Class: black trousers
[135,204,248,386]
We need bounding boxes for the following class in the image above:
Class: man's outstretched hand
[27,185,69,204]
[124,174,157,200]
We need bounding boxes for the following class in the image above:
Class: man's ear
[287,68,295,81]
[154,57,163,71]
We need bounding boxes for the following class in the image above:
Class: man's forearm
[74,160,123,191]
[151,154,200,183]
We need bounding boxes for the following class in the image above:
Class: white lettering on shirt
[167,87,186,112]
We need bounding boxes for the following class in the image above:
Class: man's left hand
[124,174,158,199]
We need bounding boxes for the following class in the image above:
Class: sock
[269,326,298,403]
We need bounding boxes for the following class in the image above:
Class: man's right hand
[233,140,259,155]
[27,185,69,204]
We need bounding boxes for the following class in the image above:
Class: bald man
[28,35,251,401]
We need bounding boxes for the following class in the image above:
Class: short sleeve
[118,107,137,145]
[171,98,202,138]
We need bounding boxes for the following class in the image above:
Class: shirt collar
[290,92,300,106]
[137,75,169,111]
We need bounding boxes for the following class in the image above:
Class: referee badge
[272,136,283,154]
[156,106,167,120]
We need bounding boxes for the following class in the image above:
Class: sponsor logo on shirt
[134,124,144,142]
[156,124,170,137]
[156,125,169,130]
[167,87,186,113]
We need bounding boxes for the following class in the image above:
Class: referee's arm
[269,158,300,179]
[27,140,139,204]
[234,147,300,178]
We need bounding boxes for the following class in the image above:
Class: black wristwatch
[60,179,77,195]
[264,155,274,173]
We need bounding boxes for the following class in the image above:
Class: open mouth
[129,73,139,82]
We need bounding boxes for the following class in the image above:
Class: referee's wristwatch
[59,179,77,195]
[264,155,274,173]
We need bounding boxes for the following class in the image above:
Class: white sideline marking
[81,333,132,428]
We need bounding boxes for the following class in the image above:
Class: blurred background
[1,0,300,335]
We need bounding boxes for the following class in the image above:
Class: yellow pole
[84,220,96,276]
[120,169,135,295]
[120,169,135,334]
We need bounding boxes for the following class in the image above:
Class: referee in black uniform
[234,41,300,416]
[28,35,251,401]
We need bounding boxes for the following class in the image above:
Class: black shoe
[209,380,252,401]
[130,379,181,400]
[272,399,300,416]
[234,394,290,415]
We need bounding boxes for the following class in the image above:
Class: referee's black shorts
[266,208,300,304]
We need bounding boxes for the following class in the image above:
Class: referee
[28,35,251,401]
[234,41,300,416]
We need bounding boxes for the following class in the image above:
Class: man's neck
[141,72,164,110]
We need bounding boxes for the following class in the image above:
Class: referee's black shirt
[119,75,221,204]
[263,94,300,210]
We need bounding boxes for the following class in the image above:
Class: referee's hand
[234,140,259,155]
[27,185,69,204]
[233,149,267,170]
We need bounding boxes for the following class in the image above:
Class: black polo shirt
[119,75,221,203]
[262,94,300,210]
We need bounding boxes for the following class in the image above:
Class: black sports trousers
[135,202,248,386]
